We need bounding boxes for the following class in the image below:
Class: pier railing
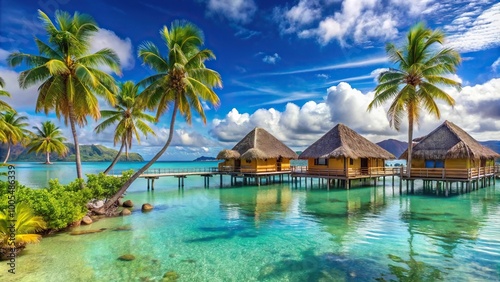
[291,166,401,177]
[401,166,498,179]
[219,166,293,173]
[141,167,219,175]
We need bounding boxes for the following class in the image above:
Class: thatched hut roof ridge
[400,120,500,160]
[299,124,395,160]
[221,127,297,160]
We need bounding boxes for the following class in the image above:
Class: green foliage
[0,170,132,230]
[0,203,47,247]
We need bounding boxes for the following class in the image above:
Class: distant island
[0,143,143,162]
[193,156,217,161]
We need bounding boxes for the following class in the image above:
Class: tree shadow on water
[382,254,444,282]
[257,249,384,282]
[184,225,258,243]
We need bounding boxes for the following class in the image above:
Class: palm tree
[7,10,120,180]
[0,77,14,143]
[103,20,222,210]
[95,81,156,174]
[0,203,47,259]
[27,121,69,164]
[367,23,461,177]
[1,111,31,164]
[0,77,13,111]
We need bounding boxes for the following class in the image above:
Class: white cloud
[260,56,388,76]
[0,67,38,110]
[275,0,445,46]
[204,0,257,24]
[0,48,10,63]
[211,78,500,150]
[274,0,322,34]
[211,82,392,148]
[90,28,135,72]
[262,53,281,64]
[493,57,500,71]
[445,2,500,52]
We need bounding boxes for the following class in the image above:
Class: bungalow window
[349,159,354,165]
[246,159,252,164]
[314,158,328,165]
[425,160,444,168]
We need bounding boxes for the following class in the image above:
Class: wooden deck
[402,166,498,181]
[291,166,400,179]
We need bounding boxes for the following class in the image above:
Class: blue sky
[1,0,499,160]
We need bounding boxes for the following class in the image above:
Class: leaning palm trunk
[2,143,10,164]
[68,108,83,180]
[103,100,179,210]
[104,141,125,175]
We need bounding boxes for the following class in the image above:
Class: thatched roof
[241,148,268,160]
[230,127,298,160]
[299,124,395,160]
[400,120,500,160]
[216,149,240,160]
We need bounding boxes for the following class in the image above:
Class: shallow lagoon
[1,162,499,281]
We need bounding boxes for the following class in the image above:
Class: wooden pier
[113,167,293,189]
[291,166,401,190]
[111,165,499,195]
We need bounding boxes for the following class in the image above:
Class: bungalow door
[235,160,241,172]
[361,158,369,175]
[277,156,283,171]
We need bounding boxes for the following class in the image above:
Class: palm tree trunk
[68,106,83,180]
[103,99,179,210]
[407,112,414,178]
[3,143,11,164]
[45,151,51,164]
[104,141,125,175]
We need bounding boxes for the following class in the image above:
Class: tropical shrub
[0,203,46,259]
[0,170,132,230]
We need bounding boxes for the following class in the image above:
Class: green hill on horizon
[0,143,143,162]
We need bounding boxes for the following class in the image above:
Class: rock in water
[81,216,93,225]
[142,203,154,212]
[121,209,132,216]
[70,229,104,235]
[123,200,134,207]
[163,271,179,281]
[118,254,135,261]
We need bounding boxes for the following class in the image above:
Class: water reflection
[219,186,293,225]
[302,187,387,243]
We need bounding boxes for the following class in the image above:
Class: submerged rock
[121,209,132,216]
[142,203,154,212]
[113,226,132,231]
[70,229,104,235]
[118,254,135,261]
[123,200,134,208]
[162,271,179,281]
[81,216,93,225]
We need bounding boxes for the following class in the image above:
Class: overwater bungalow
[217,127,298,173]
[400,120,499,183]
[295,124,396,188]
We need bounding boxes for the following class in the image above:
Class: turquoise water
[1,162,500,281]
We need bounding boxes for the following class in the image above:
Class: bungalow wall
[219,159,236,172]
[279,159,292,171]
[307,157,388,177]
[241,159,278,172]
